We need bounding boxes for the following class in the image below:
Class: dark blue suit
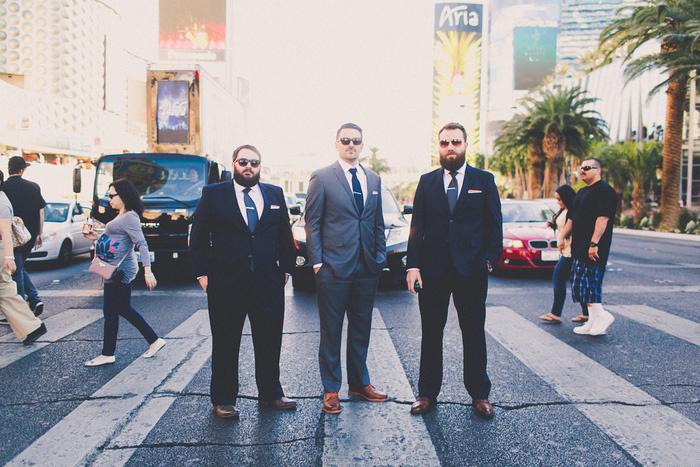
[407,164,502,401]
[189,180,295,406]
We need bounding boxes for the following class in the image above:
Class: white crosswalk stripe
[486,306,700,466]
[606,304,700,346]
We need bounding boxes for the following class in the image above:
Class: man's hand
[285,273,291,284]
[198,275,208,291]
[406,269,422,295]
[35,236,43,247]
[588,246,599,262]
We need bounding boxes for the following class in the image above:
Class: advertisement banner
[159,0,226,62]
[514,27,557,90]
[432,3,483,161]
[156,80,189,144]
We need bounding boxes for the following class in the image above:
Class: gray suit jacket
[304,161,386,278]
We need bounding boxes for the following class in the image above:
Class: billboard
[432,3,483,161]
[514,27,557,90]
[156,80,189,144]
[159,0,226,62]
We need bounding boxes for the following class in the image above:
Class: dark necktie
[447,170,458,213]
[349,167,363,214]
[243,187,258,233]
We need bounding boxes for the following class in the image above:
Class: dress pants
[0,258,42,339]
[206,275,286,406]
[315,254,380,393]
[417,257,491,401]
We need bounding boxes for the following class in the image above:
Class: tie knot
[449,170,457,177]
[243,187,251,194]
[349,168,357,175]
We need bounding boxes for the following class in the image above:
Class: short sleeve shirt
[570,180,617,265]
[2,176,46,238]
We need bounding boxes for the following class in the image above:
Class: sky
[227,0,439,171]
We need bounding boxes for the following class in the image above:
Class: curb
[613,228,700,243]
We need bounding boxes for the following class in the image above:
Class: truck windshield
[95,156,207,202]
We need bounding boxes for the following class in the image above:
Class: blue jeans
[551,256,587,317]
[12,244,40,307]
[102,280,158,356]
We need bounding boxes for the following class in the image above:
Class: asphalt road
[1,231,699,466]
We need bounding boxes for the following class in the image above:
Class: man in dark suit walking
[190,145,297,419]
[304,123,388,414]
[406,122,502,419]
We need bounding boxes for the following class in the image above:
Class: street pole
[688,71,696,209]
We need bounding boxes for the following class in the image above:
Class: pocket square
[271,205,280,209]
[468,189,482,194]
[371,191,378,195]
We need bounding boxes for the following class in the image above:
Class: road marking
[322,310,440,467]
[486,306,700,466]
[7,309,211,467]
[0,308,102,369]
[607,305,700,347]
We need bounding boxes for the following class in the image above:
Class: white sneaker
[573,321,594,335]
[589,311,614,336]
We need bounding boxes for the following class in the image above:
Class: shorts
[571,259,606,304]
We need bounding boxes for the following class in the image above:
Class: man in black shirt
[3,157,46,316]
[563,157,617,336]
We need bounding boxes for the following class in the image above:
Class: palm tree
[523,86,608,197]
[594,142,629,217]
[600,0,700,230]
[493,113,545,199]
[362,147,390,175]
[627,141,663,224]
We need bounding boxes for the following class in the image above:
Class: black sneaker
[0,317,8,324]
[23,323,47,345]
[32,301,44,317]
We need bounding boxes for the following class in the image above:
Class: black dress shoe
[410,397,435,415]
[23,323,47,345]
[213,405,240,419]
[473,399,494,419]
[259,396,297,410]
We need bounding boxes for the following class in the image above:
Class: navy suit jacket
[189,181,295,286]
[406,165,502,278]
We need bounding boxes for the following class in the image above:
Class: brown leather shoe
[213,405,240,419]
[348,384,389,402]
[259,396,297,410]
[410,397,434,415]
[473,399,494,419]
[323,392,342,414]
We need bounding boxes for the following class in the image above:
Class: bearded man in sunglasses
[305,122,388,414]
[190,144,297,419]
[406,122,502,418]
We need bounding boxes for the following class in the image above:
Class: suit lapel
[433,168,451,215]
[453,165,473,212]
[224,181,251,231]
[257,183,272,227]
[332,162,360,216]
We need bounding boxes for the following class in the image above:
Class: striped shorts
[570,259,606,304]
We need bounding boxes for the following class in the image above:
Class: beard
[439,150,466,172]
[233,169,260,187]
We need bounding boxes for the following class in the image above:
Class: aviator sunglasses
[236,158,261,168]
[439,139,464,148]
[338,137,363,145]
[580,165,599,172]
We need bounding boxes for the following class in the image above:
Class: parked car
[496,199,558,271]
[285,193,303,224]
[27,200,94,265]
[291,185,410,290]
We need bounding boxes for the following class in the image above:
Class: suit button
[251,235,255,239]
[450,220,453,223]
[248,255,253,259]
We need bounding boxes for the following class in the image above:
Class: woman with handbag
[83,178,165,366]
[0,170,47,344]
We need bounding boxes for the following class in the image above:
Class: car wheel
[57,241,72,266]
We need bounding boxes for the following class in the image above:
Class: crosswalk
[2,298,699,466]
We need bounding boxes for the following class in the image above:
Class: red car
[496,199,559,271]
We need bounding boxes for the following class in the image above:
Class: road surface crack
[103,436,325,451]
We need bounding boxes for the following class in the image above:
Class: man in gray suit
[304,123,388,414]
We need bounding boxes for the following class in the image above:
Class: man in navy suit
[406,122,502,418]
[190,145,297,419]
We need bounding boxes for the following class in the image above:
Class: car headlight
[42,232,57,243]
[503,238,524,249]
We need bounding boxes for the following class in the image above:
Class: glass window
[44,203,70,222]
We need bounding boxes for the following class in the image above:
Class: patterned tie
[447,170,458,213]
[243,187,258,233]
[349,167,363,214]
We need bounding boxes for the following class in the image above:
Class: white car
[27,200,94,265]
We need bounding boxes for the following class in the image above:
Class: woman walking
[0,170,47,344]
[539,185,588,324]
[83,178,165,366]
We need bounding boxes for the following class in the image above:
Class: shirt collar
[444,161,466,176]
[233,180,259,194]
[337,158,362,174]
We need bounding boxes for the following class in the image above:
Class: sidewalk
[613,227,700,243]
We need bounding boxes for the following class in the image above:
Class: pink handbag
[89,253,127,280]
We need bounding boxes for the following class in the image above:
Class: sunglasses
[108,193,119,199]
[236,158,261,168]
[338,138,363,145]
[439,139,464,148]
[580,166,599,172]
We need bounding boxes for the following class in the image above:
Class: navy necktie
[349,167,363,214]
[447,171,458,213]
[243,187,258,233]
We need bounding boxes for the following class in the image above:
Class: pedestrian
[562,158,617,336]
[189,145,297,419]
[82,179,164,366]
[0,169,47,344]
[406,122,502,418]
[2,156,46,317]
[304,123,388,414]
[539,185,589,324]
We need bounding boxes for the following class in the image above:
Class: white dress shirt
[443,161,466,198]
[337,158,367,206]
[234,180,264,226]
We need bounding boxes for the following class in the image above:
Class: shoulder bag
[89,251,128,280]
[11,216,32,248]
